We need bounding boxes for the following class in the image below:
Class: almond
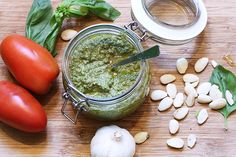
[225,90,234,106]
[150,90,167,101]
[194,57,209,73]
[209,98,227,110]
[167,138,184,149]
[158,97,173,112]
[197,109,208,125]
[176,58,188,74]
[169,119,179,135]
[187,134,197,148]
[209,85,223,100]
[211,60,218,68]
[173,93,185,108]
[183,74,199,83]
[166,83,177,98]
[173,107,189,120]
[160,74,176,85]
[197,82,212,95]
[61,29,77,41]
[185,84,198,97]
[185,94,195,107]
[185,80,199,88]
[197,94,212,104]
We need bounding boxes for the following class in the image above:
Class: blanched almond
[209,98,227,110]
[169,119,179,135]
[226,90,234,106]
[151,90,167,101]
[160,74,176,84]
[173,107,189,120]
[185,84,198,97]
[166,84,177,98]
[176,58,188,74]
[197,109,208,125]
[194,57,209,73]
[191,81,199,88]
[187,134,197,148]
[167,138,184,149]
[197,94,212,104]
[61,29,77,41]
[211,60,218,68]
[185,80,199,88]
[209,85,223,100]
[173,93,185,108]
[185,94,195,107]
[197,82,212,95]
[158,97,173,111]
[134,132,149,144]
[183,74,199,83]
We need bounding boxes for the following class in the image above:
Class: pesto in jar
[69,33,140,98]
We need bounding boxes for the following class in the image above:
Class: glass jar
[61,0,207,124]
[62,24,150,123]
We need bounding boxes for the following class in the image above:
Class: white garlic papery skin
[90,125,136,157]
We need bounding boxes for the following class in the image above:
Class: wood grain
[1,0,236,157]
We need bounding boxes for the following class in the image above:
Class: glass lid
[131,0,208,45]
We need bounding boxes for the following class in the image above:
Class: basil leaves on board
[26,0,121,56]
[210,65,236,129]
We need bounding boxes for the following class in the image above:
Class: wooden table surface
[1,0,236,157]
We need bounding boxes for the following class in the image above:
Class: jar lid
[131,0,207,45]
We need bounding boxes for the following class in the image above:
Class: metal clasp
[124,21,149,42]
[61,90,90,124]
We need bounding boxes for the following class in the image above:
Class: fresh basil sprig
[210,65,236,129]
[26,0,121,56]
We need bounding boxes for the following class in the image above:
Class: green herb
[210,65,236,129]
[26,0,121,56]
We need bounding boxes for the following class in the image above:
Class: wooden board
[1,0,236,156]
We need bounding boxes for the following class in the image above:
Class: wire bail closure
[61,85,90,124]
[124,21,149,42]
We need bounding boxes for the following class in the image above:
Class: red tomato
[0,81,47,132]
[0,34,59,94]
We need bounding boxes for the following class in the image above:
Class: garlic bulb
[90,125,136,157]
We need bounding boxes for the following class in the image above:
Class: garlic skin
[90,125,135,157]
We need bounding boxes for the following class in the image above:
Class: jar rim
[131,0,208,44]
[62,24,146,102]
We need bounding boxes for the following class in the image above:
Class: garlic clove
[61,29,77,41]
[134,132,149,144]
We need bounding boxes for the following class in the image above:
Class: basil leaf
[87,1,121,21]
[26,0,121,57]
[210,65,236,129]
[26,0,59,56]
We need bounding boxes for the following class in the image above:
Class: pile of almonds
[150,57,235,150]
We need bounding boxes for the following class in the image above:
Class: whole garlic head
[90,125,136,157]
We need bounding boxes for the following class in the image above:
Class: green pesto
[69,33,140,98]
